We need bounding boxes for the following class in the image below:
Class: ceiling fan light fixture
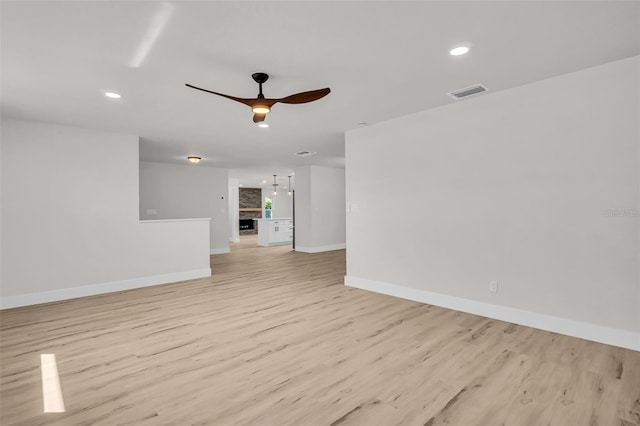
[252,105,270,114]
[186,73,330,124]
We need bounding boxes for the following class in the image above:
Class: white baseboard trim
[344,275,640,352]
[210,247,231,255]
[0,268,212,310]
[295,243,346,253]
[258,240,292,248]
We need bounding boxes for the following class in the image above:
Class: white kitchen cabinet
[257,218,293,247]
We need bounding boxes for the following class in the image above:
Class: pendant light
[287,175,292,196]
[272,174,278,196]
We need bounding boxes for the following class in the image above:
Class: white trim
[0,268,212,310]
[259,241,293,248]
[295,243,346,253]
[344,276,640,352]
[140,218,211,223]
[210,247,231,255]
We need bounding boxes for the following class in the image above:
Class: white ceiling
[2,1,639,187]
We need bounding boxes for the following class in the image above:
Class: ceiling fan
[185,73,330,123]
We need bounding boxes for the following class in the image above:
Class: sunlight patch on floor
[40,354,65,413]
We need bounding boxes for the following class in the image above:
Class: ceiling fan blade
[273,88,331,105]
[185,84,254,107]
[253,113,266,123]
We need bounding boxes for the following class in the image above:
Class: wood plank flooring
[1,235,639,425]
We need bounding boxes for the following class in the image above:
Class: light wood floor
[1,235,639,426]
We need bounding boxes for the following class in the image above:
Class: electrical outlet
[489,280,498,293]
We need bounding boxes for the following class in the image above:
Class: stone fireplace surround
[239,188,262,234]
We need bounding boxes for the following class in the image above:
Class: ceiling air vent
[448,84,488,100]
[295,151,317,157]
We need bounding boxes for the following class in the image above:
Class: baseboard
[260,243,292,248]
[344,275,640,352]
[0,268,212,310]
[210,247,231,255]
[295,243,346,253]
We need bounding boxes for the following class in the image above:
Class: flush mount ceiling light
[450,46,470,56]
[104,91,122,99]
[187,156,201,164]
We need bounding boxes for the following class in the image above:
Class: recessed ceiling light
[239,184,244,187]
[104,91,122,99]
[450,46,470,56]
[258,122,269,128]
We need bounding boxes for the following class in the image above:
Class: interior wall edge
[0,268,212,310]
[344,275,640,352]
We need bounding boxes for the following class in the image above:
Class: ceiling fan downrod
[252,72,269,98]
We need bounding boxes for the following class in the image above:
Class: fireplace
[239,187,261,234]
[239,219,255,231]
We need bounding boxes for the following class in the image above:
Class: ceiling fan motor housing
[252,73,269,84]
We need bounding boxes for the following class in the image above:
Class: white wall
[271,187,293,218]
[294,168,312,247]
[345,56,640,350]
[229,178,240,243]
[1,118,211,308]
[294,165,346,253]
[139,162,230,254]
